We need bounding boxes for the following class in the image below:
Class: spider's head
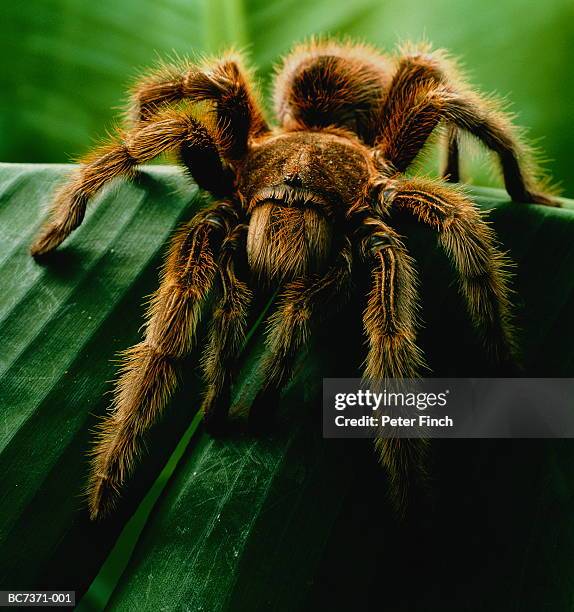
[238,129,375,280]
[238,129,375,218]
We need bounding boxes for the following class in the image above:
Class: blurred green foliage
[1,0,573,194]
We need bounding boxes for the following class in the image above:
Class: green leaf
[94,185,574,612]
[0,163,205,594]
[3,163,574,611]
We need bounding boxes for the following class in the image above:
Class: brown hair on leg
[130,53,269,158]
[359,218,426,380]
[389,177,516,363]
[31,106,233,257]
[200,224,252,432]
[375,44,451,171]
[375,44,557,204]
[87,200,239,519]
[443,91,557,204]
[357,217,428,513]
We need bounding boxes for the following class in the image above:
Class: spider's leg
[375,46,460,180]
[31,107,233,257]
[248,241,353,428]
[443,90,558,204]
[376,49,557,205]
[442,124,461,183]
[358,216,428,513]
[389,177,516,363]
[130,54,269,157]
[358,218,426,380]
[88,200,239,520]
[200,224,253,433]
[273,39,393,143]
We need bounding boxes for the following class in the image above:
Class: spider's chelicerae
[31,40,558,519]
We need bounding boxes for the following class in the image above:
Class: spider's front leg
[357,216,428,512]
[358,218,427,379]
[88,200,239,520]
[385,176,516,365]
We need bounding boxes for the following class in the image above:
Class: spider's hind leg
[442,124,461,183]
[376,44,558,205]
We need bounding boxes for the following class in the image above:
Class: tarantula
[30,40,557,520]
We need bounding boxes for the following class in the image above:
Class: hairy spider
[31,39,558,520]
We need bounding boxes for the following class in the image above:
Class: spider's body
[242,129,373,279]
[30,40,558,520]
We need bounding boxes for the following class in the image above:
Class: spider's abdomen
[246,201,333,280]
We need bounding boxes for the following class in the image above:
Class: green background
[1,0,574,195]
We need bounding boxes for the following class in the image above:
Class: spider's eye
[283,172,304,188]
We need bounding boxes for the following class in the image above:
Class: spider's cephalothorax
[30,40,559,519]
[240,130,375,279]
